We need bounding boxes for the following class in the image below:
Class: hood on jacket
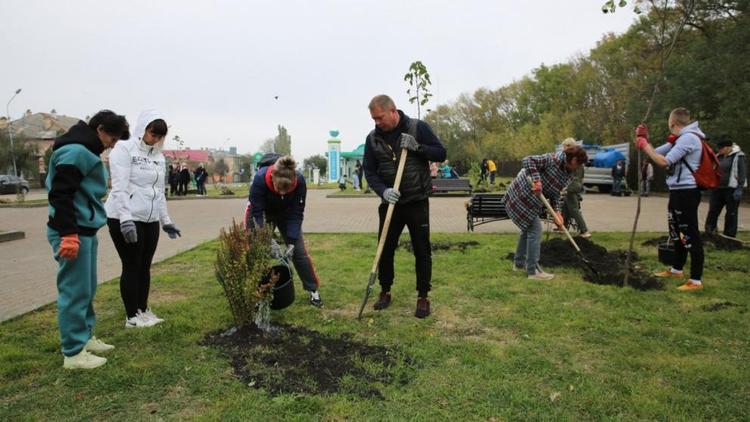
[53,121,105,156]
[730,143,743,156]
[679,121,705,139]
[132,109,167,152]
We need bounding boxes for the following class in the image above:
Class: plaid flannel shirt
[503,151,573,230]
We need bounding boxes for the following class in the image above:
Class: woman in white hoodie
[105,110,181,328]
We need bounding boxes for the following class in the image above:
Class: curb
[0,230,25,242]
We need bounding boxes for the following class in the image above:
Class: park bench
[432,178,472,194]
[466,193,508,231]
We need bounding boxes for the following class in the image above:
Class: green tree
[404,61,433,119]
[213,158,229,183]
[0,132,38,177]
[302,154,327,176]
[274,125,292,155]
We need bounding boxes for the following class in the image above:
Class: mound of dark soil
[534,238,664,290]
[398,240,479,253]
[702,302,746,312]
[642,233,746,251]
[201,324,414,398]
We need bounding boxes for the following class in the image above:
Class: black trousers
[107,218,160,318]
[377,199,432,297]
[667,189,704,280]
[705,188,740,237]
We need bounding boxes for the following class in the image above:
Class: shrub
[215,220,275,327]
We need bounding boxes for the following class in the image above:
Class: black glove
[162,224,181,239]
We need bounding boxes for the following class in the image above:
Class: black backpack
[257,152,282,169]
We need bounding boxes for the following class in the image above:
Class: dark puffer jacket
[363,110,446,204]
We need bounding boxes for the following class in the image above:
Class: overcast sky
[1,0,636,158]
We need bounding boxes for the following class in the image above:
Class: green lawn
[1,232,748,420]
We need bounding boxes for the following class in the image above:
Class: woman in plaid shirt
[503,146,589,280]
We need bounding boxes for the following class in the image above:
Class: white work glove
[399,133,420,152]
[270,239,282,259]
[284,244,295,259]
[382,188,401,204]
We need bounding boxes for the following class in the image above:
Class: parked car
[0,175,30,194]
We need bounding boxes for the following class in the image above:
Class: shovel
[527,176,599,277]
[357,148,409,320]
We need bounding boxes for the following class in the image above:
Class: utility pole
[6,88,22,177]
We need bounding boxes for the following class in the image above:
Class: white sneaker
[125,311,157,328]
[143,308,164,325]
[63,349,107,369]
[528,270,555,280]
[85,336,115,353]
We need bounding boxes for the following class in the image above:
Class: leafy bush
[215,220,274,327]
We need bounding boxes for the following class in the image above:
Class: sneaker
[85,336,114,353]
[415,297,431,319]
[653,268,684,278]
[308,290,324,308]
[143,308,164,325]
[528,270,555,281]
[125,311,157,328]
[373,291,391,310]
[677,280,703,291]
[63,349,107,369]
[579,232,592,239]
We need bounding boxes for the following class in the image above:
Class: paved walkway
[1,190,748,321]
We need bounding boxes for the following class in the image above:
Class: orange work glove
[59,234,80,260]
[531,180,542,195]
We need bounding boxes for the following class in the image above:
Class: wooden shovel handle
[370,148,409,273]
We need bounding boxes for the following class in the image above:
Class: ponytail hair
[271,155,297,192]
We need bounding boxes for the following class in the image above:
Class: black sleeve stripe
[48,164,84,235]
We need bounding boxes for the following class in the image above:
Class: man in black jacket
[363,95,446,318]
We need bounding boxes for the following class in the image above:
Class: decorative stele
[327,130,341,182]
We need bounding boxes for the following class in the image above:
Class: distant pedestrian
[640,160,654,197]
[46,110,129,369]
[168,164,178,196]
[705,138,746,237]
[487,159,497,185]
[611,160,626,196]
[178,164,190,195]
[560,138,591,238]
[479,159,489,185]
[194,163,208,196]
[106,109,181,329]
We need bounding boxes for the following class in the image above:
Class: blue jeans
[514,216,543,275]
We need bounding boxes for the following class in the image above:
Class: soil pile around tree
[398,239,479,253]
[642,233,747,251]
[202,324,414,398]
[533,237,664,290]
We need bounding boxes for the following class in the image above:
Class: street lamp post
[6,88,22,177]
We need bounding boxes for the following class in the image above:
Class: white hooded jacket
[105,110,172,225]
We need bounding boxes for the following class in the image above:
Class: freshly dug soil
[202,324,414,397]
[702,301,746,312]
[398,239,479,253]
[642,233,746,251]
[508,238,664,290]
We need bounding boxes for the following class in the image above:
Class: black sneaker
[415,297,431,318]
[308,291,324,308]
[373,291,391,310]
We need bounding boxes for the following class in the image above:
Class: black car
[0,175,30,194]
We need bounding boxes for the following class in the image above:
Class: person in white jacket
[105,110,181,328]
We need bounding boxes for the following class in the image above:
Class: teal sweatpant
[47,228,98,357]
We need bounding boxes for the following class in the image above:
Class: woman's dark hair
[88,110,130,140]
[146,119,168,137]
[564,146,588,164]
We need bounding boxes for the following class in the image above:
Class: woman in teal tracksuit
[46,110,129,369]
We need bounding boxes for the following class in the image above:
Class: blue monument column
[327,130,341,182]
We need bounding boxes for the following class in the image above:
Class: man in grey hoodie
[705,138,747,237]
[634,107,705,291]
